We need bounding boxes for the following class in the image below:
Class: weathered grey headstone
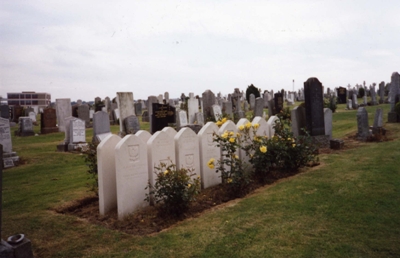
[373,108,383,129]
[254,97,264,117]
[291,106,306,137]
[222,101,233,119]
[370,86,377,105]
[93,111,111,143]
[28,112,36,123]
[352,94,358,109]
[55,98,72,132]
[379,81,385,104]
[123,115,140,135]
[274,93,283,114]
[116,92,135,134]
[324,108,333,139]
[195,112,204,126]
[147,96,159,130]
[15,117,34,137]
[357,107,370,140]
[304,78,325,136]
[69,118,86,143]
[134,102,142,116]
[0,118,12,153]
[388,72,400,122]
[77,104,90,127]
[347,99,353,110]
[249,94,255,110]
[202,90,216,121]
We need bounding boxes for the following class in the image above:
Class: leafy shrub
[358,87,365,98]
[209,128,253,197]
[82,142,99,196]
[277,107,291,124]
[146,161,200,217]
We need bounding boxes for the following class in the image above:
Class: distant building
[7,91,51,108]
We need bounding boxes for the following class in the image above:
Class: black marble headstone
[151,103,176,134]
[274,93,283,114]
[304,77,325,136]
[0,105,9,119]
[337,87,347,104]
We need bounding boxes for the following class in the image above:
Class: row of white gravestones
[97,116,277,220]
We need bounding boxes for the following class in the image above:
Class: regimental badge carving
[128,144,139,162]
[185,154,194,168]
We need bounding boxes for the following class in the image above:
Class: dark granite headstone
[40,107,58,134]
[274,93,283,114]
[134,102,142,116]
[124,115,140,134]
[151,103,176,134]
[72,104,79,118]
[202,90,216,121]
[337,87,347,104]
[304,77,325,136]
[0,105,9,119]
[12,106,24,123]
[357,107,370,140]
[141,111,149,122]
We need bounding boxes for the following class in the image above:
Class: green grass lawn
[2,102,400,257]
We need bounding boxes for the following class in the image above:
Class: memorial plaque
[151,103,176,134]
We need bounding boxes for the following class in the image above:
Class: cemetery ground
[3,102,400,257]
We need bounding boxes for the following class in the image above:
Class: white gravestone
[70,118,86,143]
[236,118,251,162]
[252,116,271,138]
[267,116,280,138]
[198,122,221,189]
[28,111,36,123]
[97,134,121,215]
[0,117,12,152]
[218,120,239,173]
[161,127,177,139]
[135,130,152,145]
[188,93,199,124]
[115,134,149,220]
[147,131,176,202]
[175,128,200,180]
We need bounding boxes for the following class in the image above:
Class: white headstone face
[70,118,86,143]
[267,116,280,138]
[115,135,149,220]
[147,131,176,190]
[324,108,333,139]
[188,93,198,124]
[0,117,12,153]
[28,112,36,123]
[97,134,121,215]
[252,116,270,137]
[55,98,72,132]
[218,120,239,171]
[195,112,204,126]
[113,108,120,121]
[198,122,221,189]
[116,92,135,133]
[135,130,152,144]
[161,127,177,139]
[89,109,94,119]
[175,128,200,180]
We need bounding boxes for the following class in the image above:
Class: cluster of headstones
[96,115,282,220]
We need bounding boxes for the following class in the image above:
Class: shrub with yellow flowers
[145,161,200,217]
[210,128,253,197]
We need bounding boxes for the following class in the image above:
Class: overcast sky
[1,1,399,102]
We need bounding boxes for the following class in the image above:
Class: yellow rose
[260,146,267,153]
[292,144,296,148]
[239,125,245,131]
[253,123,260,129]
[229,137,235,143]
[236,133,241,138]
[287,137,292,141]
[188,184,191,188]
[229,131,234,136]
[227,178,233,183]
[245,122,252,129]
[216,120,222,126]
[234,155,239,159]
[164,170,169,175]
[207,158,215,169]
[221,117,227,123]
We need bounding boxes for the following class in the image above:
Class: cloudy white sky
[1,1,399,102]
